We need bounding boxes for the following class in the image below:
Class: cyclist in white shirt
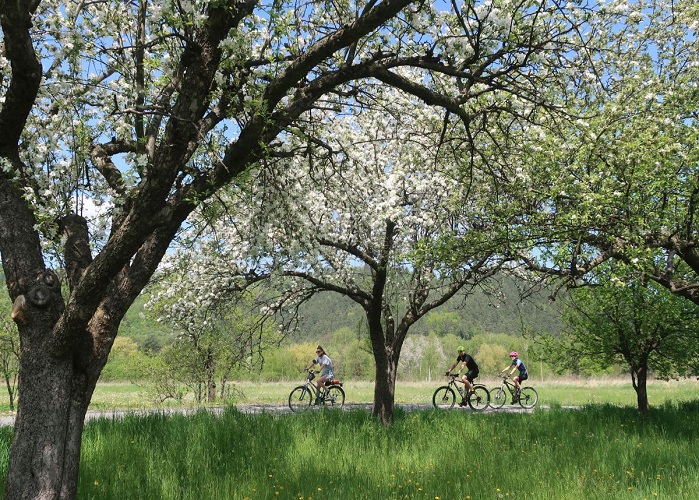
[305,345,335,400]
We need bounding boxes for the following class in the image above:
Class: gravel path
[0,402,545,427]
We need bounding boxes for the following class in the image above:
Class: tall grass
[2,401,698,499]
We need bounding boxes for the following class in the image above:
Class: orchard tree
[153,78,576,424]
[552,271,699,416]
[0,0,592,496]
[153,95,509,423]
[516,0,699,305]
[149,295,280,402]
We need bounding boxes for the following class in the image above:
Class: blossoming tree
[152,87,518,423]
[517,0,699,302]
[1,0,591,496]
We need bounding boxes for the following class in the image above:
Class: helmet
[510,351,518,357]
[457,345,466,352]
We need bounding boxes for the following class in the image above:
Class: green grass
[246,376,699,413]
[1,377,697,498]
[204,376,699,408]
[2,401,698,499]
[2,376,695,414]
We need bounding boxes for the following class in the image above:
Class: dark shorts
[464,369,479,383]
[516,373,528,382]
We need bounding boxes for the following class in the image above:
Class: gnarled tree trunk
[6,346,93,499]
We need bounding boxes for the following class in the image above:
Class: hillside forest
[107,274,565,386]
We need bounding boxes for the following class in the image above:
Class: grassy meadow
[0,377,698,499]
[40,375,697,414]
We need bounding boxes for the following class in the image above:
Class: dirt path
[0,402,549,427]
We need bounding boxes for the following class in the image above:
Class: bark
[631,365,650,417]
[219,369,230,400]
[369,318,412,425]
[3,212,182,499]
[6,347,87,499]
[371,344,399,424]
[366,222,398,425]
[364,229,405,426]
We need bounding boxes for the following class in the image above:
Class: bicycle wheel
[323,385,345,409]
[468,385,490,411]
[490,387,507,409]
[432,386,456,409]
[518,387,538,409]
[288,386,313,412]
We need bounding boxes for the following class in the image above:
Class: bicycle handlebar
[301,369,320,381]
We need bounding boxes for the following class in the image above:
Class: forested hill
[2,270,560,349]
[293,275,563,341]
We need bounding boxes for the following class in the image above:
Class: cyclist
[445,346,479,407]
[305,345,335,403]
[500,351,528,395]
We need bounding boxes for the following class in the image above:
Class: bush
[101,337,150,381]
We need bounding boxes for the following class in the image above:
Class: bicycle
[288,369,345,412]
[490,375,538,409]
[432,373,490,411]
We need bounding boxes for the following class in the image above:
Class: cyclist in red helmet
[500,351,528,394]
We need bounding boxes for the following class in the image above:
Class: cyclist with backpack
[500,351,528,395]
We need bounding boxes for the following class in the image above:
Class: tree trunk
[3,265,118,499]
[219,366,231,400]
[1,358,17,411]
[367,304,405,425]
[219,376,228,400]
[206,351,217,403]
[1,208,172,498]
[371,346,398,424]
[5,346,95,499]
[4,373,15,411]
[631,365,650,417]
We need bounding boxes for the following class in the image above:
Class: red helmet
[510,351,518,357]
